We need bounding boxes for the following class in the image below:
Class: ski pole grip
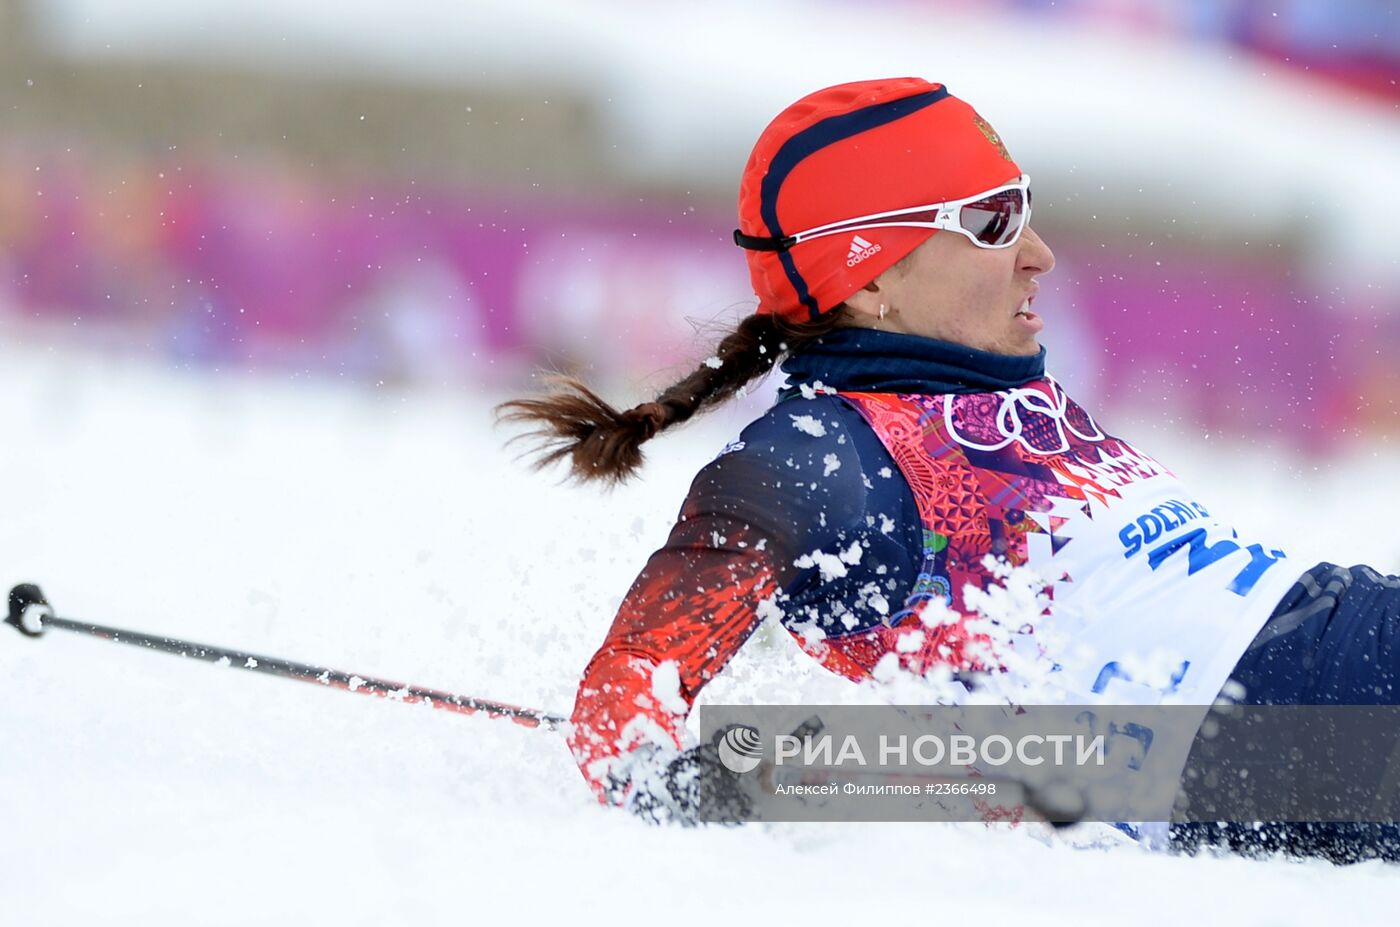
[6,583,53,638]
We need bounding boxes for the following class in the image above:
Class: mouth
[1013,290,1042,332]
[1013,285,1040,319]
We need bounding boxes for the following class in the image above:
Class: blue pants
[1169,563,1400,862]
[1230,563,1400,705]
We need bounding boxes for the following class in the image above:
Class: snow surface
[2,338,1399,924]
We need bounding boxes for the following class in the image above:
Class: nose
[1018,225,1055,276]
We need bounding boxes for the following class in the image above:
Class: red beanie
[736,78,1021,322]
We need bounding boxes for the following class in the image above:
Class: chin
[998,337,1041,357]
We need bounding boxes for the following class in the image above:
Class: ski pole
[4,583,567,731]
[5,585,1084,826]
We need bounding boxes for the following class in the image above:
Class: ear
[842,279,885,326]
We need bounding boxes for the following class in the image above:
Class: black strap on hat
[733,228,797,252]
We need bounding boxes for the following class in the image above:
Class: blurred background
[1,0,1397,450]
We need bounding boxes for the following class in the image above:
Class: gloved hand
[620,741,754,826]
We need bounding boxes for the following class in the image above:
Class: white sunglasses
[734,174,1033,253]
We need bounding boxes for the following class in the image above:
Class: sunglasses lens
[959,187,1028,247]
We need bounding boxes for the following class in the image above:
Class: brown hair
[496,307,849,485]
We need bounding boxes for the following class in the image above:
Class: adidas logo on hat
[846,234,882,267]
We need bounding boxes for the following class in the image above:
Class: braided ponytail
[497,307,848,484]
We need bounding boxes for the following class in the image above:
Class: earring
[878,303,888,321]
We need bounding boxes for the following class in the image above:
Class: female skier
[500,77,1400,859]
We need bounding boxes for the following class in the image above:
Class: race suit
[568,326,1309,802]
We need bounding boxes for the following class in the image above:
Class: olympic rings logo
[943,379,1106,455]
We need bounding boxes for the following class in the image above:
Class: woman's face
[848,224,1055,357]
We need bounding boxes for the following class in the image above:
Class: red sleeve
[567,517,779,803]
